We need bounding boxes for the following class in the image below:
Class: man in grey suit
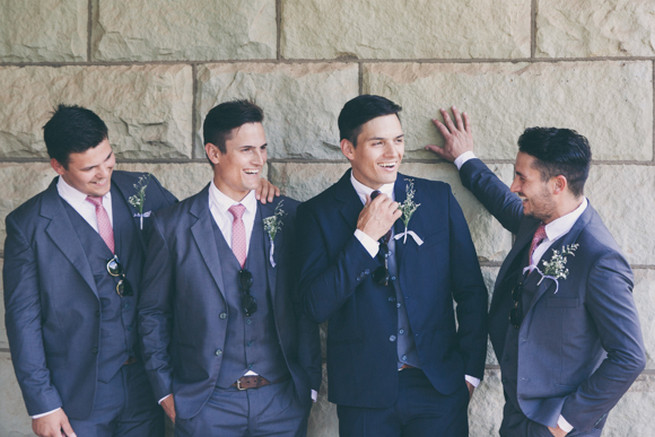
[428,107,646,436]
[138,100,321,436]
[3,105,177,437]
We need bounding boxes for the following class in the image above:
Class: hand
[32,409,76,437]
[425,106,474,162]
[548,425,569,437]
[465,380,475,399]
[160,394,176,424]
[356,193,402,241]
[255,178,281,204]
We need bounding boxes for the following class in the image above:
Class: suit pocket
[546,297,579,308]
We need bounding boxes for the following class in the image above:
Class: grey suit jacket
[138,187,321,419]
[3,171,176,418]
[460,158,646,432]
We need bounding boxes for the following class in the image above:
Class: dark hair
[43,104,108,168]
[518,127,592,197]
[203,100,264,154]
[338,94,402,146]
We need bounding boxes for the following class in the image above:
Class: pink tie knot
[86,195,102,207]
[228,203,246,221]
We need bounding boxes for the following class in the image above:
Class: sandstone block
[118,163,213,201]
[604,373,655,435]
[536,0,655,58]
[363,62,652,161]
[306,364,338,437]
[195,63,358,159]
[586,165,655,265]
[280,0,530,59]
[0,65,193,160]
[0,0,87,62]
[0,352,32,436]
[0,259,5,349]
[92,0,276,61]
[634,269,655,369]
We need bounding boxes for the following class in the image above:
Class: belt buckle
[236,378,247,391]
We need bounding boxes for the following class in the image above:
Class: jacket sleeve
[137,214,175,401]
[459,158,523,234]
[560,250,646,431]
[4,213,63,415]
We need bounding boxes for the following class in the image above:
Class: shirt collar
[544,198,588,242]
[56,175,112,204]
[208,181,257,215]
[350,172,395,205]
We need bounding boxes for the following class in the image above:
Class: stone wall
[0,1,653,435]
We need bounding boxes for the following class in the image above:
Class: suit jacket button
[215,349,223,356]
[91,347,98,354]
[219,312,227,319]
[389,335,397,342]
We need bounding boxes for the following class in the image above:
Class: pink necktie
[86,196,115,253]
[528,223,546,264]
[228,204,247,268]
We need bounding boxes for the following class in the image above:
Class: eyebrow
[365,134,405,142]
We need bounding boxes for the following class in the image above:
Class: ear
[340,138,355,161]
[551,174,568,194]
[50,158,65,175]
[205,143,222,165]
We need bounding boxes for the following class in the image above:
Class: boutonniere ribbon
[524,243,579,294]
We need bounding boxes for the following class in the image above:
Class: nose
[253,148,266,165]
[509,176,520,193]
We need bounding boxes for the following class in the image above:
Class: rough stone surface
[536,0,655,58]
[0,353,32,437]
[0,259,5,349]
[364,61,653,161]
[634,269,655,369]
[118,163,213,201]
[280,0,530,59]
[0,65,193,160]
[92,0,276,61]
[195,63,358,159]
[0,0,87,62]
[586,165,655,265]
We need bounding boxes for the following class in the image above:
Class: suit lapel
[189,186,226,299]
[334,170,365,235]
[40,180,98,297]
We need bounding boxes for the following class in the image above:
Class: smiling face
[206,122,267,201]
[50,138,115,197]
[510,151,558,223]
[341,114,404,189]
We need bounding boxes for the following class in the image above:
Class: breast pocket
[546,297,579,308]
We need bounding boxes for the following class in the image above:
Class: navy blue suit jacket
[297,170,488,408]
[3,171,176,418]
[460,158,646,432]
[137,187,321,419]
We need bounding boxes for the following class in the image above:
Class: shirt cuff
[454,151,476,170]
[158,394,172,405]
[354,229,380,258]
[311,389,318,403]
[465,375,480,388]
[32,407,61,419]
[558,415,574,433]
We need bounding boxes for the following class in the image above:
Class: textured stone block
[307,364,338,437]
[281,0,530,59]
[0,259,5,349]
[604,373,655,436]
[0,352,31,436]
[0,65,193,160]
[634,269,654,369]
[0,0,87,62]
[119,163,212,201]
[195,63,358,159]
[469,368,504,436]
[536,0,655,58]
[587,165,655,265]
[363,61,652,161]
[92,0,276,61]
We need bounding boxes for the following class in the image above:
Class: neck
[546,195,584,224]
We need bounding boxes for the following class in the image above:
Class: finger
[61,419,76,437]
[440,108,457,132]
[451,106,464,131]
[461,111,472,134]
[425,144,448,158]
[431,118,452,139]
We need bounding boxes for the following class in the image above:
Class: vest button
[219,312,227,320]
[215,349,223,356]
[389,335,397,342]
[91,347,98,354]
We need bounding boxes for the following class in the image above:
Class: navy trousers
[337,368,469,437]
[68,362,163,437]
[174,380,310,437]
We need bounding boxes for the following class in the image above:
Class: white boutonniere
[128,174,152,230]
[394,179,423,246]
[534,243,579,294]
[263,200,286,267]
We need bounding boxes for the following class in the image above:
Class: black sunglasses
[509,280,524,328]
[106,255,133,297]
[238,269,257,317]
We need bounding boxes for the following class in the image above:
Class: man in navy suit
[296,95,488,436]
[138,100,321,436]
[4,105,177,437]
[428,107,646,436]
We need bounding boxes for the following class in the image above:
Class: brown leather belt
[232,375,283,391]
[399,364,415,371]
[123,356,137,366]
